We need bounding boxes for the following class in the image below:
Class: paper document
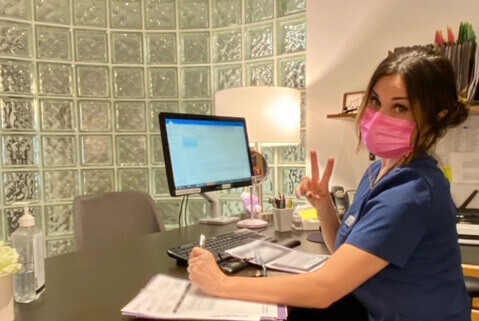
[121,274,286,321]
[226,240,329,274]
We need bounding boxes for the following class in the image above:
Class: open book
[226,240,329,274]
[121,274,287,321]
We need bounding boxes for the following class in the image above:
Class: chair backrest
[73,191,165,250]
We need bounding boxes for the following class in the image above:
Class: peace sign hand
[296,150,335,209]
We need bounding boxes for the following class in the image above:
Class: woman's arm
[188,244,388,309]
[296,150,340,252]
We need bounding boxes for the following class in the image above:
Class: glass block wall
[0,0,306,256]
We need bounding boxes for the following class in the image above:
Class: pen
[254,251,267,277]
[199,234,206,248]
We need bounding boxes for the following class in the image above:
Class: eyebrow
[371,90,409,101]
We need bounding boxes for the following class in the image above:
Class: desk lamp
[215,86,301,228]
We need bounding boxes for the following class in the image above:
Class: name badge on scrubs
[344,215,356,227]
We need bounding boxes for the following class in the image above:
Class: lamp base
[237,218,268,229]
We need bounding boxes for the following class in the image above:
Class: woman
[188,46,471,320]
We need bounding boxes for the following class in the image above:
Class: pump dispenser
[11,203,45,303]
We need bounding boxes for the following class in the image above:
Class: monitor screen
[159,112,254,197]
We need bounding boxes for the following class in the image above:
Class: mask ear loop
[368,153,376,189]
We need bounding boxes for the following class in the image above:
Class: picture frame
[342,91,365,113]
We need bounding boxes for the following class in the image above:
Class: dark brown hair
[356,46,469,164]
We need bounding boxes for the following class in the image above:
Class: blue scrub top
[335,156,470,321]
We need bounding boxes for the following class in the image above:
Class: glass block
[157,200,181,229]
[277,0,306,17]
[80,135,113,165]
[45,204,73,237]
[145,0,176,30]
[146,33,177,64]
[115,101,146,131]
[245,0,273,23]
[179,0,209,29]
[0,21,32,58]
[261,146,274,163]
[213,29,241,63]
[110,0,142,29]
[81,169,114,194]
[245,23,273,59]
[42,136,76,167]
[213,64,241,92]
[150,135,164,163]
[113,67,144,98]
[279,167,305,196]
[300,92,305,127]
[246,60,274,86]
[279,56,306,90]
[2,135,38,166]
[262,167,274,196]
[180,32,210,64]
[0,60,33,95]
[149,101,178,130]
[76,65,110,97]
[36,25,71,60]
[79,101,112,132]
[185,199,208,225]
[111,32,143,64]
[116,135,147,165]
[5,206,41,240]
[148,67,178,98]
[35,0,71,24]
[181,67,210,98]
[1,98,35,131]
[152,168,169,196]
[182,100,211,115]
[212,0,241,28]
[47,238,75,257]
[220,199,243,217]
[3,171,40,204]
[73,0,107,27]
[118,168,148,192]
[74,30,108,63]
[38,62,73,96]
[277,18,306,55]
[43,170,78,201]
[279,130,305,163]
[40,99,75,131]
[0,0,32,20]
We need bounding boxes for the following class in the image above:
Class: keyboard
[167,229,273,265]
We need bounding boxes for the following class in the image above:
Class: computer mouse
[277,238,301,248]
[219,260,250,274]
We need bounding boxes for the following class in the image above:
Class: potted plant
[0,241,21,321]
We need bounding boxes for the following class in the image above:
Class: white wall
[306,0,479,207]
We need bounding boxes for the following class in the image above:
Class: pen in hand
[199,234,206,249]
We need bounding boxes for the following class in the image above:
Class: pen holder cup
[273,208,293,232]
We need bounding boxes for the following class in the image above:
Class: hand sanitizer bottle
[11,204,45,303]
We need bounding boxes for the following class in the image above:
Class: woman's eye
[368,96,380,108]
[394,105,408,113]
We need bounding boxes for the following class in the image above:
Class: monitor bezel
[159,112,254,197]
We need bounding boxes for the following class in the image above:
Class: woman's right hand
[296,150,335,209]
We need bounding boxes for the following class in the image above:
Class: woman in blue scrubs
[188,46,471,321]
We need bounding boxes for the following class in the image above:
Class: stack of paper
[121,274,287,321]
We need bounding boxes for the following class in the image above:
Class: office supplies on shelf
[167,228,274,265]
[121,274,287,321]
[226,239,329,274]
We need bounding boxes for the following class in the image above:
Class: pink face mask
[360,108,416,159]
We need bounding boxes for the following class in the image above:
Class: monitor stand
[198,192,239,225]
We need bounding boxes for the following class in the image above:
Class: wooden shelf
[326,112,357,119]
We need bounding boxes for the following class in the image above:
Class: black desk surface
[14,223,479,321]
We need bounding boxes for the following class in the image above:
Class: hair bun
[447,99,469,127]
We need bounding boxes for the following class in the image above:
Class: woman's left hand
[188,247,228,296]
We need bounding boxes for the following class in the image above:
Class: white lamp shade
[215,86,301,146]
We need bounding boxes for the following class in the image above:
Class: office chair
[73,191,166,250]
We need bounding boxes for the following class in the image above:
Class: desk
[14,223,479,321]
[14,223,327,321]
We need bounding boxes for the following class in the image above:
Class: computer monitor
[159,112,254,225]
